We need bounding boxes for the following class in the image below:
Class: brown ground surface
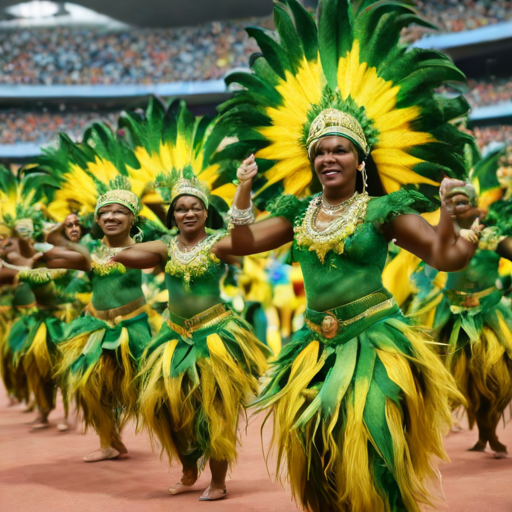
[1,390,511,512]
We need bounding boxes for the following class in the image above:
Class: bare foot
[7,397,19,406]
[83,447,121,462]
[21,403,35,413]
[57,422,69,432]
[199,486,227,501]
[468,440,487,452]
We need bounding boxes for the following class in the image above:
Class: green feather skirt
[254,307,462,512]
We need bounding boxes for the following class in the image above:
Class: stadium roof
[0,0,274,27]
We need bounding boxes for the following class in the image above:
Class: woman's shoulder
[366,189,434,225]
[267,194,313,224]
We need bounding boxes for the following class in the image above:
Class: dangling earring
[133,225,144,243]
[358,162,368,191]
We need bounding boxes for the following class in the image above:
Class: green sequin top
[270,190,431,312]
[87,241,144,311]
[164,231,229,319]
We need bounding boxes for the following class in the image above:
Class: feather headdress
[119,97,237,213]
[216,0,474,205]
[0,166,46,239]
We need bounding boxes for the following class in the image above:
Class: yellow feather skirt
[138,312,271,469]
[254,311,463,512]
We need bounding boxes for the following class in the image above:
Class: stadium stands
[0,0,510,158]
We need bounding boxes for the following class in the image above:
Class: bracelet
[229,201,255,226]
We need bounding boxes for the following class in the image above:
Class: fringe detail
[260,319,462,512]
[66,329,138,448]
[23,322,56,412]
[138,320,267,468]
[446,311,512,428]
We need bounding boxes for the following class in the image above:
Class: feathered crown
[23,126,162,229]
[95,175,140,217]
[0,166,46,239]
[215,0,474,205]
[119,97,237,213]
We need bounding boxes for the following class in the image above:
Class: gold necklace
[320,192,356,214]
[294,192,369,263]
[166,233,227,291]
[91,241,132,276]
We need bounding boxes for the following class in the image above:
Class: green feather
[284,0,319,63]
[363,378,395,471]
[274,4,304,74]
[318,0,353,88]
[246,27,291,79]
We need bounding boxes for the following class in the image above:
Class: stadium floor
[1,385,511,512]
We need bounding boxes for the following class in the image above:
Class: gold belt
[167,303,232,338]
[305,296,397,340]
[444,286,495,309]
[87,296,147,323]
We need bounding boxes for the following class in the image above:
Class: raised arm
[383,180,480,272]
[216,155,294,258]
[112,240,168,269]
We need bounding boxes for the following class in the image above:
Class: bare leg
[469,397,507,456]
[169,451,199,495]
[199,459,228,501]
[31,408,50,430]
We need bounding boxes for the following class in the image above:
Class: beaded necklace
[90,241,130,276]
[294,192,369,263]
[165,232,227,291]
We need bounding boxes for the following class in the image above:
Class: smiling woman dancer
[212,1,484,511]
[35,130,165,461]
[112,101,270,501]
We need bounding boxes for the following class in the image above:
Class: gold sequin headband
[95,190,140,217]
[306,108,369,158]
[171,178,209,209]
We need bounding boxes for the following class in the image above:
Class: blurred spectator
[466,79,512,108]
[406,0,512,41]
[473,126,512,152]
[0,109,119,144]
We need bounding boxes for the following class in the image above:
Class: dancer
[215,1,482,510]
[113,100,271,501]
[411,147,512,457]
[36,131,165,461]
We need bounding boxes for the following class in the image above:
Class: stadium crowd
[0,0,510,151]
[0,107,509,158]
[0,1,511,86]
[466,79,512,108]
[0,109,119,145]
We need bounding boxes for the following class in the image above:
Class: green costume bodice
[12,282,36,308]
[89,242,144,311]
[445,248,500,292]
[270,190,431,312]
[164,232,228,319]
